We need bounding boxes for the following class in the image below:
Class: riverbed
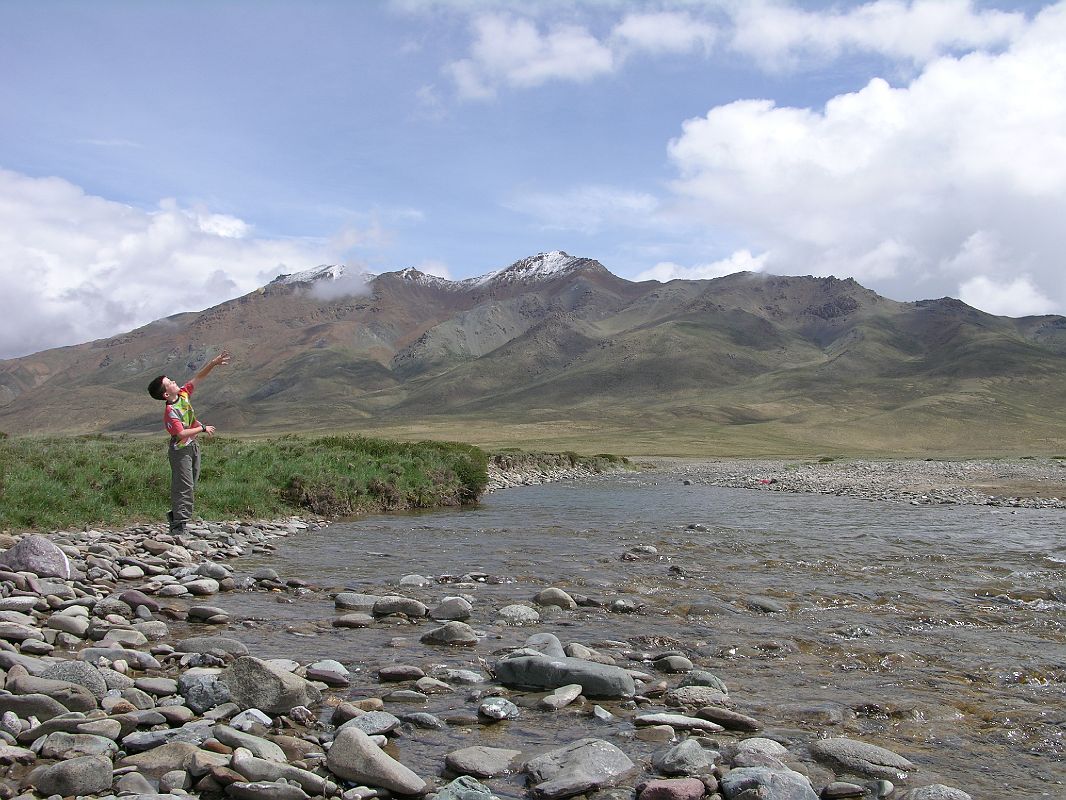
[217,468,1065,800]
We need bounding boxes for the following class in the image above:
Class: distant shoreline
[649,456,1066,509]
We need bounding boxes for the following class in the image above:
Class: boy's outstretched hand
[212,350,231,367]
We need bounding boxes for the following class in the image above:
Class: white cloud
[636,249,768,282]
[958,275,1056,317]
[664,3,1066,313]
[730,0,1027,69]
[507,185,659,234]
[611,11,718,56]
[446,14,614,99]
[0,168,333,359]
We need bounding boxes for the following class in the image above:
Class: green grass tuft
[0,434,488,530]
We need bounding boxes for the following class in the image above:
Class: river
[226,469,1065,800]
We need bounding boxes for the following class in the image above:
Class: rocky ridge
[0,514,979,800]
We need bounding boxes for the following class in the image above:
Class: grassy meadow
[0,434,488,531]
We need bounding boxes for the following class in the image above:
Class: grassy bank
[0,434,488,531]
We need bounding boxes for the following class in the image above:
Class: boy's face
[161,377,180,400]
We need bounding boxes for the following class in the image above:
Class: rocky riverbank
[486,452,630,492]
[0,515,981,800]
[661,457,1066,508]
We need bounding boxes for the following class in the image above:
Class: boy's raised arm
[193,349,231,384]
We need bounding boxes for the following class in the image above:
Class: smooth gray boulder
[0,534,71,578]
[524,738,637,799]
[373,595,428,617]
[524,633,567,658]
[214,724,288,761]
[178,669,232,713]
[534,587,577,609]
[653,738,720,776]
[438,775,499,800]
[809,738,916,781]
[0,692,69,721]
[39,730,118,759]
[431,597,473,621]
[496,655,635,699]
[231,747,336,795]
[339,710,402,736]
[222,656,321,714]
[40,661,108,698]
[446,745,522,778]
[325,726,427,794]
[421,621,479,645]
[720,766,818,800]
[28,754,113,796]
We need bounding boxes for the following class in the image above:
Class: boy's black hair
[147,375,166,401]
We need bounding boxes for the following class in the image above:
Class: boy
[147,350,230,534]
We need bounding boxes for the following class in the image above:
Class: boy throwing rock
[147,350,230,533]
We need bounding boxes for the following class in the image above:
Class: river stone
[28,753,113,795]
[635,714,723,734]
[497,604,541,625]
[335,592,380,611]
[478,697,520,721]
[697,705,761,732]
[666,685,732,708]
[334,613,374,628]
[45,613,90,637]
[340,710,402,736]
[222,656,321,714]
[421,621,479,645]
[226,779,311,800]
[231,747,334,795]
[897,786,973,800]
[728,738,790,760]
[78,646,161,670]
[539,683,584,710]
[496,655,635,699]
[524,737,638,799]
[431,596,473,621]
[534,588,577,609]
[0,692,68,721]
[39,730,118,759]
[179,668,232,713]
[653,739,721,776]
[655,655,693,673]
[39,661,108,698]
[446,745,522,777]
[214,724,288,761]
[638,777,707,800]
[6,667,98,712]
[720,766,818,800]
[438,775,499,800]
[809,738,916,781]
[0,534,71,578]
[175,635,250,657]
[325,726,427,794]
[0,621,43,642]
[0,596,38,613]
[680,670,728,692]
[373,595,428,618]
[307,659,350,686]
[380,664,425,681]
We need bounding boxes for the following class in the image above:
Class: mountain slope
[2,251,1065,455]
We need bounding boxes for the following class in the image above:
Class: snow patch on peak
[469,251,591,286]
[270,264,345,285]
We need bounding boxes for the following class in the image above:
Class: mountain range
[3,251,1065,455]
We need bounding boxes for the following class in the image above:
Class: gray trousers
[168,439,201,531]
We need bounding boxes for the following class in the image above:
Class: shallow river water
[222,471,1065,800]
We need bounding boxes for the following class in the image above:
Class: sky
[1,0,1064,359]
